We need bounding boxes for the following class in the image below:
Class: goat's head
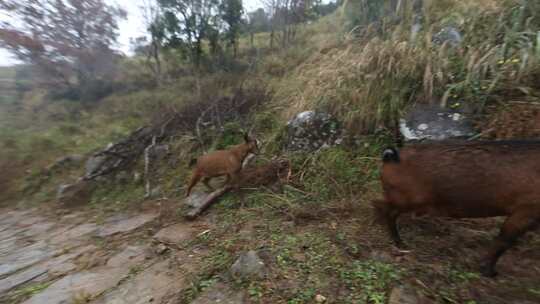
[244,133,260,155]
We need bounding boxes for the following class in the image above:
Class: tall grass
[274,0,540,134]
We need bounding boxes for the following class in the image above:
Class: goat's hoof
[394,241,408,250]
[479,265,497,278]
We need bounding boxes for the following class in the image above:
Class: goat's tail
[382,147,400,163]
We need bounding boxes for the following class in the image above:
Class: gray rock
[0,241,57,277]
[96,213,158,237]
[95,260,185,304]
[56,180,95,207]
[389,284,432,304]
[0,237,19,256]
[191,282,246,304]
[153,223,197,245]
[286,111,343,151]
[433,26,462,47]
[21,247,145,304]
[230,251,266,280]
[106,246,148,267]
[184,192,209,209]
[85,155,107,177]
[20,221,55,238]
[0,245,95,294]
[49,223,98,245]
[0,210,30,227]
[400,105,475,141]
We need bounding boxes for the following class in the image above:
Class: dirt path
[0,206,212,304]
[1,197,539,304]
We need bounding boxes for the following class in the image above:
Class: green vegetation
[3,0,538,205]
[278,0,540,134]
[8,282,52,303]
[340,260,402,303]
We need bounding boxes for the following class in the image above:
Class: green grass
[529,288,540,296]
[8,282,52,302]
[340,260,402,304]
[448,267,481,284]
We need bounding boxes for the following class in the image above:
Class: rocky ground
[1,189,539,304]
[0,199,242,304]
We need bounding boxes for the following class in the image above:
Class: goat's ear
[244,133,250,142]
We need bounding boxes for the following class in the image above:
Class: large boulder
[85,155,107,177]
[400,105,475,141]
[286,111,342,151]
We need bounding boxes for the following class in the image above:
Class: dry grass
[478,103,540,139]
[274,0,540,135]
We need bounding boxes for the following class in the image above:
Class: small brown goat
[186,133,259,197]
[373,141,540,277]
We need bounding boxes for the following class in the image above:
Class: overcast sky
[0,0,264,66]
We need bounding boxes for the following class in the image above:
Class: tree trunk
[410,0,424,43]
[148,38,162,86]
[195,37,203,67]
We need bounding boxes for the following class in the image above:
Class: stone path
[0,207,203,304]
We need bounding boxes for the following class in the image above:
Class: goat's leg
[221,174,232,187]
[186,171,202,197]
[202,177,215,192]
[387,209,405,248]
[480,207,539,277]
[372,199,405,248]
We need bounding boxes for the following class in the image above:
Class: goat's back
[381,141,540,217]
[196,149,242,177]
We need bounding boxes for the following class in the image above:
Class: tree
[219,0,243,57]
[158,0,220,66]
[246,8,269,48]
[262,0,279,48]
[248,8,270,33]
[263,0,317,48]
[0,0,127,91]
[140,0,165,85]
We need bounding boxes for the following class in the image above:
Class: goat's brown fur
[373,141,540,277]
[186,134,259,197]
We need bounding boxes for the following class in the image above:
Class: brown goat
[373,140,540,277]
[186,134,259,197]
